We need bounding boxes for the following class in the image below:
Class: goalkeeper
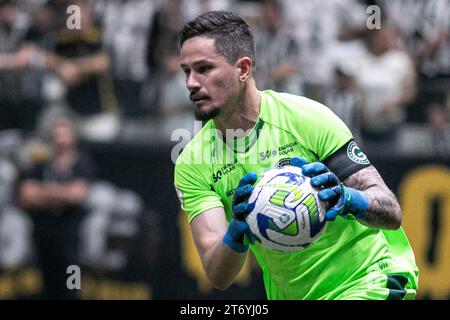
[174,11,418,300]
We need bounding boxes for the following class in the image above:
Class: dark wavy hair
[179,11,256,67]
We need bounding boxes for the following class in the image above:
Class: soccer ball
[246,165,327,252]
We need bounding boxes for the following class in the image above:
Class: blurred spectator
[17,114,95,299]
[0,0,44,133]
[280,0,367,102]
[148,0,191,117]
[24,1,61,49]
[376,0,450,78]
[254,0,303,95]
[20,2,70,139]
[46,0,119,141]
[97,0,158,118]
[350,25,417,147]
[324,61,364,143]
[376,0,450,123]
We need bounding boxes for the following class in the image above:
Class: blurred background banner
[0,143,448,300]
[0,0,448,300]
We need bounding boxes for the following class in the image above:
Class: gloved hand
[291,157,369,221]
[222,172,258,253]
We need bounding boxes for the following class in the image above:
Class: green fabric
[174,90,418,300]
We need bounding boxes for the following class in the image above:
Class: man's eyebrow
[180,60,215,68]
[193,60,214,66]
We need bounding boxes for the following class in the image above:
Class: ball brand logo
[279,213,290,224]
[347,141,370,165]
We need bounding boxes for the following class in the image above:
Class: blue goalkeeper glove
[222,172,258,253]
[291,157,369,221]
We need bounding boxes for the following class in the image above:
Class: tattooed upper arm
[343,166,402,230]
[343,165,388,191]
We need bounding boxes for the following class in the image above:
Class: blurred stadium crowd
[0,0,449,145]
[0,0,449,299]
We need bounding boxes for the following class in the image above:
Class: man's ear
[237,57,252,82]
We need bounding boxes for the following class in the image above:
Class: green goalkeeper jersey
[174,90,419,300]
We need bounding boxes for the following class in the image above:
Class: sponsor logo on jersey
[212,162,237,183]
[347,141,370,165]
[260,142,298,161]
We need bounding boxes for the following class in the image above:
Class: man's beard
[194,106,221,121]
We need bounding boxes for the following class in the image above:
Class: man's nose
[186,72,201,91]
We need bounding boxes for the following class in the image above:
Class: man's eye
[198,66,212,74]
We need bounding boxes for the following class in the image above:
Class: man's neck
[214,81,261,138]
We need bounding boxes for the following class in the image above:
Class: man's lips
[191,97,209,105]
[190,93,209,103]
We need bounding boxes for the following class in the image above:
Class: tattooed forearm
[344,166,402,230]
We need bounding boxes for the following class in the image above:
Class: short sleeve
[282,94,354,160]
[174,162,223,223]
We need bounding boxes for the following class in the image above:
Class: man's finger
[311,172,339,188]
[301,162,329,177]
[237,172,258,188]
[291,156,309,168]
[232,185,254,205]
[233,202,249,219]
[234,184,253,199]
[325,207,340,221]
